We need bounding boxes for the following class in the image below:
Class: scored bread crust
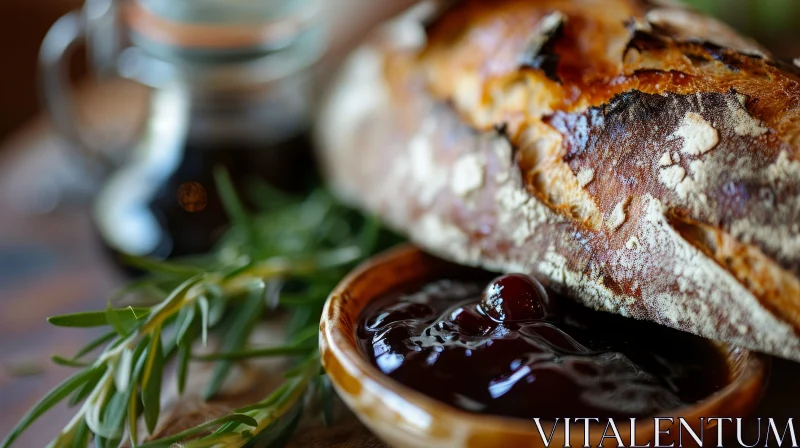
[318,0,800,361]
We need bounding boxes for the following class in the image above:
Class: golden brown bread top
[413,0,800,330]
[318,0,800,359]
[421,0,797,120]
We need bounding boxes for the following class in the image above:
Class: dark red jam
[357,274,730,420]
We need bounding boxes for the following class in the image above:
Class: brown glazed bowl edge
[319,244,770,448]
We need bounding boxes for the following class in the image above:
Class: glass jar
[40,0,326,259]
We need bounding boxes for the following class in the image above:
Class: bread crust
[318,0,800,360]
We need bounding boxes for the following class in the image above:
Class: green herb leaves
[5,169,395,447]
[204,282,266,400]
[137,414,258,448]
[48,308,150,328]
[142,327,164,434]
[0,367,100,448]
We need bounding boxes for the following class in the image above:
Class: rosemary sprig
[1,171,395,448]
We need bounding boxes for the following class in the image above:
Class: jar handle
[39,11,119,174]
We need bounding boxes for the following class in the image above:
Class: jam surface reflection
[357,274,730,420]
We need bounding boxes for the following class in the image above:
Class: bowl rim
[320,244,770,437]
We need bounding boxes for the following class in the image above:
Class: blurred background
[0,0,84,141]
[0,1,799,446]
[689,0,800,56]
[0,0,798,145]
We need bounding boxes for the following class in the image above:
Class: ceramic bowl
[320,245,769,448]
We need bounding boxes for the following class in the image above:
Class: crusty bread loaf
[318,0,800,361]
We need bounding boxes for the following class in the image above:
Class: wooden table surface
[0,80,797,448]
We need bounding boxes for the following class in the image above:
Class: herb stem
[6,176,395,448]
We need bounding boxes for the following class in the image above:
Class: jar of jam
[39,0,326,259]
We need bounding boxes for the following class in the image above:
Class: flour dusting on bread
[320,0,800,361]
[606,198,630,231]
[670,112,719,156]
